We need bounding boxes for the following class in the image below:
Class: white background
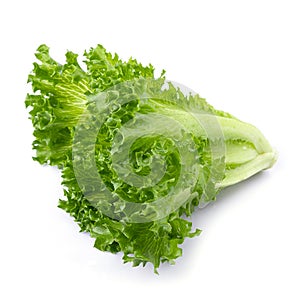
[1,0,299,299]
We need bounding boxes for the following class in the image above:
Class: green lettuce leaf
[25,44,276,272]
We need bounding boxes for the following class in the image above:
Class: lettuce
[25,44,276,272]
